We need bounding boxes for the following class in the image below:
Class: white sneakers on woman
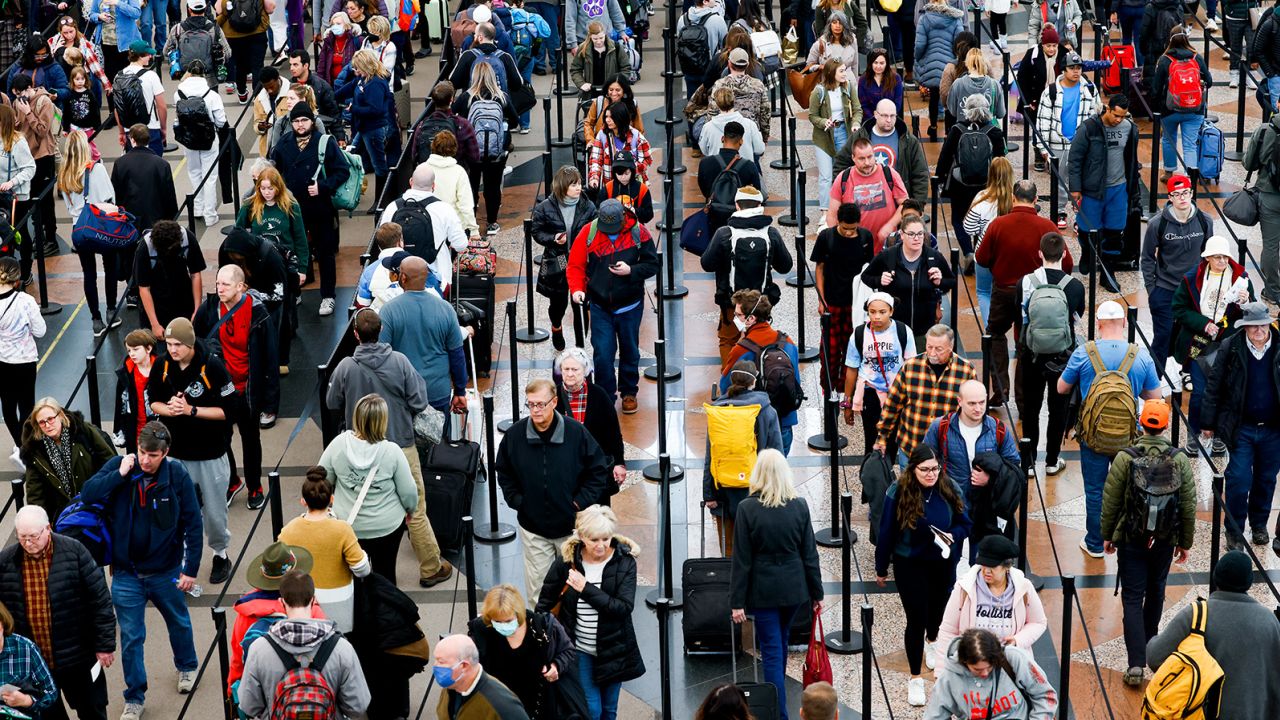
[924,640,937,670]
[907,677,927,706]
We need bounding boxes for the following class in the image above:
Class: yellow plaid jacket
[876,353,977,456]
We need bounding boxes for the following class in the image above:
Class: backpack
[470,48,508,92]
[241,615,285,658]
[1024,272,1075,356]
[676,11,711,76]
[707,154,743,224]
[1075,342,1140,457]
[936,413,1006,470]
[954,122,993,187]
[450,14,478,52]
[267,634,341,720]
[510,14,539,68]
[413,113,458,164]
[0,202,20,259]
[55,496,112,566]
[1142,599,1224,720]
[1120,445,1184,544]
[468,97,506,160]
[1165,55,1203,111]
[1197,120,1224,182]
[1146,7,1182,60]
[314,134,365,214]
[852,321,911,377]
[174,89,217,151]
[726,225,772,293]
[703,402,762,489]
[741,333,804,415]
[227,0,264,33]
[617,34,641,83]
[393,196,442,262]
[112,69,152,128]
[176,17,220,74]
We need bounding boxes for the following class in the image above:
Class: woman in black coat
[729,449,824,720]
[555,349,625,506]
[535,505,643,720]
[533,166,597,351]
[860,215,956,344]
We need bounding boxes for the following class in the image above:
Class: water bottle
[174,578,203,598]
[168,50,180,78]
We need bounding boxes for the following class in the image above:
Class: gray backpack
[1024,272,1074,356]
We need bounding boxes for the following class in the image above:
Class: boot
[551,326,565,351]
[367,175,387,215]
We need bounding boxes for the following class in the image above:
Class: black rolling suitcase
[422,426,481,550]
[683,503,742,654]
[453,271,495,377]
[732,618,781,720]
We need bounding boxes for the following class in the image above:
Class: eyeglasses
[1169,189,1192,199]
[17,526,48,543]
[901,230,926,238]
[525,399,554,411]
[917,465,941,475]
[36,415,59,427]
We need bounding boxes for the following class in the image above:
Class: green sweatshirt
[235,201,309,268]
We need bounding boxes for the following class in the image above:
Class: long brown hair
[973,157,1015,215]
[955,628,1018,681]
[718,26,758,74]
[0,106,18,153]
[862,48,900,95]
[894,445,965,530]
[248,167,297,225]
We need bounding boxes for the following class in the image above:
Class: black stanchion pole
[814,411,845,546]
[85,355,101,428]
[1059,575,1075,719]
[214,607,233,720]
[795,176,819,363]
[950,247,960,329]
[1127,305,1138,343]
[645,252,682,381]
[317,364,338,445]
[981,334,992,391]
[1225,65,1248,161]
[268,470,283,537]
[657,598,673,720]
[779,118,800,227]
[826,493,864,653]
[1022,108,1031,180]
[10,478,23,511]
[643,339,685,482]
[540,150,553,202]
[552,34,570,148]
[645,453,684,607]
[32,211,62,316]
[463,515,479,618]
[972,6,982,45]
[1210,472,1223,591]
[1171,389,1182,448]
[186,193,197,237]
[1148,114,1162,216]
[772,76,794,170]
[786,180,814,289]
[1088,237,1098,340]
[476,393,516,542]
[661,199,689,299]
[1016,437,1046,590]
[860,604,873,717]
[808,315,848,451]
[1002,52,1017,153]
[1048,156,1059,224]
[515,220,548,343]
[498,300,521,433]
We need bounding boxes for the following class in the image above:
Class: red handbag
[802,608,833,686]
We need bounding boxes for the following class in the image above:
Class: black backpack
[112,69,152,128]
[741,333,804,415]
[174,89,216,150]
[414,113,459,164]
[393,196,442,262]
[0,202,18,259]
[676,11,711,76]
[954,122,993,187]
[227,0,264,33]
[1121,446,1183,544]
[707,154,743,225]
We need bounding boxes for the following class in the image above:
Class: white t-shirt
[957,420,982,467]
[844,321,916,393]
[829,89,845,123]
[120,65,166,130]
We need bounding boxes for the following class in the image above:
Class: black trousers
[227,33,269,94]
[0,360,35,446]
[43,662,109,720]
[470,157,509,226]
[362,522,407,586]
[1017,349,1070,466]
[892,555,955,675]
[1116,541,1175,668]
[225,392,263,494]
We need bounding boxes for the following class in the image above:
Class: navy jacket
[335,74,392,134]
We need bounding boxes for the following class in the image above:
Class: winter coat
[20,410,116,522]
[0,534,115,671]
[924,641,1059,719]
[875,478,973,575]
[860,243,957,333]
[268,131,352,217]
[1141,205,1215,293]
[556,381,624,500]
[1202,325,1280,446]
[730,496,824,609]
[841,117,931,202]
[566,212,659,312]
[467,612,581,720]
[921,413,1019,498]
[1067,114,1140,202]
[568,38,632,91]
[1153,48,1212,115]
[532,196,597,297]
[702,390,783,513]
[110,145,179,231]
[13,88,57,160]
[335,74,392,134]
[1141,0,1188,65]
[237,619,370,719]
[113,356,155,454]
[193,291,280,414]
[1100,434,1197,548]
[6,61,69,105]
[317,31,358,86]
[535,536,645,685]
[1244,109,1280,198]
[1253,7,1280,77]
[227,590,327,690]
[710,73,772,141]
[80,456,203,577]
[968,450,1026,548]
[700,209,793,309]
[807,79,863,156]
[566,0,629,47]
[914,2,966,88]
[318,431,418,539]
[1170,260,1253,364]
[326,342,428,449]
[218,227,290,305]
[1027,0,1083,47]
[1015,45,1063,115]
[495,412,611,538]
[0,135,35,201]
[425,154,479,236]
[933,566,1048,670]
[1034,77,1098,156]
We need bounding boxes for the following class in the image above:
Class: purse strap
[345,464,380,524]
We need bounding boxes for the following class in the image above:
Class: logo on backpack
[468,97,506,160]
[1142,599,1224,720]
[704,402,762,488]
[268,634,341,720]
[112,70,152,128]
[1120,446,1183,544]
[1024,272,1075,356]
[954,122,993,187]
[55,495,112,566]
[228,0,265,33]
[1165,56,1203,111]
[676,11,711,76]
[742,334,804,415]
[1075,342,1139,457]
[174,89,217,151]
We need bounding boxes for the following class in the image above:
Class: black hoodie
[700,209,793,309]
[218,227,289,304]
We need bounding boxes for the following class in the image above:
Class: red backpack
[268,635,341,720]
[1165,56,1203,111]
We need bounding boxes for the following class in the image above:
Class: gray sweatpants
[182,455,231,554]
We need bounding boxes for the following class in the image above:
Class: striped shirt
[876,353,976,456]
[574,558,607,656]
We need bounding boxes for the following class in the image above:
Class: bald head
[874,98,897,133]
[433,634,481,688]
[958,379,988,424]
[398,256,429,291]
[411,162,437,191]
[216,264,247,306]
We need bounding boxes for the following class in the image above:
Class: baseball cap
[729,48,750,67]
[186,0,207,10]
[596,199,625,235]
[381,250,412,273]
[612,150,636,172]
[1166,174,1192,194]
[1097,300,1125,321]
[1140,398,1170,430]
[128,39,157,56]
[1063,51,1083,67]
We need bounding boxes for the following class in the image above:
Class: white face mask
[332,25,347,36]
[733,316,748,332]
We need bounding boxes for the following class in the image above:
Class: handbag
[1223,172,1261,227]
[536,248,569,296]
[802,609,833,686]
[455,236,497,275]
[780,20,799,66]
[71,168,138,253]
[679,208,713,256]
[789,52,822,110]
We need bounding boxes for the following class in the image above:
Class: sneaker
[1033,157,1047,172]
[203,215,219,226]
[1045,458,1066,476]
[1212,438,1227,455]
[246,488,267,511]
[621,395,638,414]
[924,640,937,670]
[419,560,454,587]
[120,703,144,720]
[237,90,249,105]
[1079,539,1104,559]
[414,48,430,59]
[1123,667,1144,686]
[9,446,24,472]
[92,318,106,338]
[1206,17,1219,31]
[518,125,530,134]
[486,222,500,236]
[1184,440,1201,457]
[226,477,244,507]
[1227,533,1246,552]
[319,298,336,316]
[259,412,277,428]
[1056,213,1068,230]
[223,82,237,94]
[907,677,927,706]
[107,316,123,331]
[1272,535,1280,558]
[1253,527,1271,545]
[1230,70,1239,88]
[177,670,196,694]
[552,327,565,351]
[210,554,231,585]
[903,71,918,90]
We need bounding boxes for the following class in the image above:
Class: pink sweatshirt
[934,565,1048,668]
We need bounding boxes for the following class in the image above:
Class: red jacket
[227,591,326,692]
[975,206,1074,287]
[566,213,659,311]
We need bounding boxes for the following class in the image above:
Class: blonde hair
[352,48,390,79]
[965,48,988,77]
[29,397,68,440]
[575,504,618,540]
[289,83,318,112]
[63,47,84,68]
[468,59,505,102]
[749,449,797,508]
[248,166,297,226]
[351,393,388,442]
[480,584,527,627]
[56,130,92,196]
[0,106,17,153]
[973,157,1015,216]
[525,378,556,400]
[367,14,391,41]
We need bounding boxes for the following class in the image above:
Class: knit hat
[1040,26,1059,45]
[1213,550,1253,592]
[597,199,625,234]
[974,536,1020,567]
[289,102,315,121]
[165,317,196,347]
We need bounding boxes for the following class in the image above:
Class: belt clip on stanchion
[463,515,479,619]
[793,175,820,363]
[1058,574,1076,719]
[1224,62,1249,162]
[825,493,865,653]
[645,452,684,608]
[808,313,849,451]
[1016,437,1046,590]
[475,393,516,543]
[656,597,674,720]
[497,299,522,433]
[643,338,685,481]
[515,220,549,343]
[778,115,800,227]
[644,252,682,382]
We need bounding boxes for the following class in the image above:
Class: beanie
[1213,550,1253,592]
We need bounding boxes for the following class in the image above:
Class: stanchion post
[462,516,479,618]
[1171,389,1182,448]
[657,598,673,720]
[825,493,864,654]
[779,117,800,227]
[814,411,843,547]
[85,356,101,428]
[1210,472,1223,591]
[268,470,283,537]
[186,193,197,237]
[645,453,684,607]
[31,202,62,315]
[1048,155,1059,223]
[10,478,22,511]
[476,393,516,542]
[498,300,520,433]
[1225,62,1248,161]
[642,339,685,482]
[771,76,794,170]
[950,247,960,329]
[1002,51,1017,153]
[860,604,873,718]
[1127,305,1138,343]
[808,315,848,451]
[212,607,233,720]
[1149,114,1162,216]
[515,220,548,343]
[1022,105,1031,180]
[930,176,940,238]
[1016,437,1045,590]
[1087,239,1098,340]
[1059,575,1075,719]
[318,363,338,445]
[795,175,819,363]
[981,334,992,391]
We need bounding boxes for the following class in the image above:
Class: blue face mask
[433,662,460,688]
[492,619,520,637]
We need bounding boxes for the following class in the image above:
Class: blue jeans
[780,426,793,456]
[1188,355,1206,435]
[1223,424,1280,536]
[976,264,993,324]
[112,570,198,705]
[1080,443,1110,552]
[148,128,165,157]
[518,59,534,128]
[527,2,560,72]
[139,0,172,52]
[1267,76,1280,110]
[1119,6,1145,65]
[1078,184,1129,233]
[577,652,621,720]
[357,124,390,177]
[1148,285,1175,371]
[751,605,802,720]
[1205,0,1219,20]
[1161,112,1204,172]
[590,302,642,399]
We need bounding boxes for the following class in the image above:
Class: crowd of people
[0,0,1279,718]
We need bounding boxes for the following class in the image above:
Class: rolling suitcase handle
[729,615,761,684]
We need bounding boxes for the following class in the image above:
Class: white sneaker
[1249,73,1259,89]
[1206,18,1219,31]
[1079,539,1105,559]
[319,298,336,316]
[177,670,196,694]
[120,703,144,720]
[9,446,23,472]
[907,677,927,706]
[112,430,126,448]
[924,640,937,670]
[1230,70,1239,88]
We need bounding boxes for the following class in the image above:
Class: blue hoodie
[81,455,204,577]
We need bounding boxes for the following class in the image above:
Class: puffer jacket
[1171,259,1253,364]
[227,590,327,690]
[0,135,35,201]
[532,196,597,297]
[535,536,644,686]
[20,410,116,522]
[914,2,966,88]
[1027,0,1082,46]
[566,212,659,312]
[0,534,115,671]
[700,208,793,309]
[1141,0,1187,64]
[933,565,1048,670]
[467,611,580,720]
[1067,113,1140,201]
[1153,48,1212,115]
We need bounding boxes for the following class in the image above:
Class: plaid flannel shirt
[0,634,57,713]
[20,545,53,668]
[876,353,976,456]
[1034,78,1098,157]
[48,37,112,93]
[587,129,653,188]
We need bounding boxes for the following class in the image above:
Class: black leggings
[78,248,123,321]
[227,33,269,94]
[362,522,407,585]
[990,12,1007,38]
[893,555,955,675]
[470,157,508,226]
[0,360,35,446]
[546,292,589,340]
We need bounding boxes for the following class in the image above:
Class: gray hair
[554,347,593,377]
[926,324,956,345]
[962,93,992,124]
[248,158,275,179]
[14,506,49,532]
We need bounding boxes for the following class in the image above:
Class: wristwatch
[189,405,198,417]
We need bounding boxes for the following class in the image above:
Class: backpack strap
[266,635,301,672]
[308,633,342,673]
[1084,341,1105,376]
[1190,598,1208,636]
[1117,343,1138,375]
[938,413,952,468]
[312,134,329,183]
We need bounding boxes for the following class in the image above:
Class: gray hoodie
[1140,205,1213,293]
[924,639,1059,720]
[326,342,429,449]
[566,0,628,48]
[237,618,370,719]
[946,74,1006,124]
[674,4,729,64]
[319,431,418,539]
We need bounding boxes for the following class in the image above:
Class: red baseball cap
[1166,174,1192,194]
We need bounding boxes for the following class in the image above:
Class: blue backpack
[471,48,508,93]
[1198,120,1224,182]
[55,496,112,566]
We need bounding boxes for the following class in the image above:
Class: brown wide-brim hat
[245,541,314,591]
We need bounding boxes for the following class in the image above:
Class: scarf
[42,434,75,498]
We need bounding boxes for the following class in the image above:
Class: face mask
[733,317,748,332]
[492,619,520,637]
[332,25,347,35]
[433,663,460,688]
